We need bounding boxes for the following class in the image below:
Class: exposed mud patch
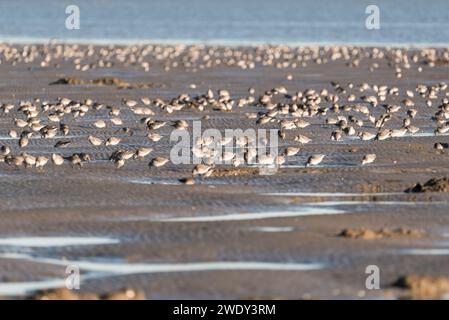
[49,77,163,89]
[338,228,424,240]
[406,178,449,193]
[393,275,449,299]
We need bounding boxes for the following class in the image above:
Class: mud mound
[393,275,449,299]
[31,288,144,300]
[338,228,423,240]
[406,177,449,193]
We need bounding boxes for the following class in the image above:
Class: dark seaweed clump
[406,177,449,193]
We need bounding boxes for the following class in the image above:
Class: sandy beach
[1,43,449,299]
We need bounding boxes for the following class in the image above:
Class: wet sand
[1,44,449,299]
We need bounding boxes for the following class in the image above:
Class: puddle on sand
[0,278,68,296]
[398,248,449,255]
[0,237,119,248]
[263,192,404,197]
[0,252,324,296]
[0,272,102,297]
[126,177,180,185]
[249,226,295,233]
[151,204,345,222]
[3,253,324,274]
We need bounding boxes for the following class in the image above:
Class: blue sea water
[0,0,448,46]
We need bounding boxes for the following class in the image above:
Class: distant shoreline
[1,36,448,48]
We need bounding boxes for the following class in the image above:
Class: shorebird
[407,125,420,134]
[402,99,414,107]
[258,154,275,165]
[19,137,29,148]
[434,143,445,150]
[295,119,310,128]
[9,130,18,139]
[51,153,64,165]
[345,126,356,136]
[0,146,10,156]
[147,120,166,130]
[294,135,311,144]
[278,130,286,140]
[105,137,121,146]
[12,155,25,166]
[174,120,189,130]
[387,105,401,113]
[93,120,106,128]
[109,107,120,117]
[60,97,72,106]
[257,115,272,125]
[110,150,134,162]
[403,118,411,127]
[114,159,125,169]
[68,154,83,167]
[134,147,153,159]
[141,97,151,105]
[407,109,417,118]
[1,103,14,113]
[376,129,391,141]
[306,154,325,167]
[193,164,213,176]
[60,124,69,136]
[435,125,449,135]
[41,126,58,138]
[110,117,123,126]
[276,155,286,166]
[147,133,162,141]
[124,99,138,107]
[361,154,376,165]
[390,128,407,138]
[24,154,36,167]
[54,140,71,148]
[14,118,28,128]
[331,130,342,141]
[150,157,169,167]
[35,156,49,169]
[47,114,61,122]
[284,147,300,156]
[88,135,103,146]
[358,132,376,141]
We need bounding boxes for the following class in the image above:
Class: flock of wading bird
[0,80,449,183]
[1,44,449,183]
[0,43,448,72]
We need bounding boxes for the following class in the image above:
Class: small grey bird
[306,154,325,167]
[361,154,376,165]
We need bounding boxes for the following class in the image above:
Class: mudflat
[1,44,449,299]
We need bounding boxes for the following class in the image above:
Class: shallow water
[146,206,345,222]
[0,252,324,296]
[0,237,119,247]
[133,201,449,222]
[263,192,405,197]
[0,278,69,296]
[0,0,448,45]
[249,226,295,233]
[398,248,449,255]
